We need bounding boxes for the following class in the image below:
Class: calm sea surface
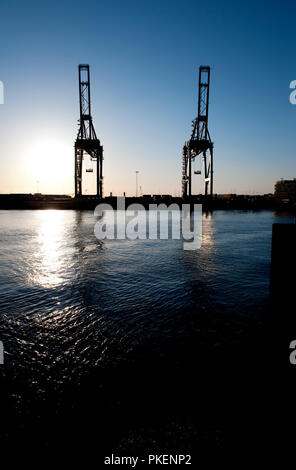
[0,209,293,457]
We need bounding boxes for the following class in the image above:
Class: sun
[25,139,72,193]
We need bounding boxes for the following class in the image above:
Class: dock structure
[271,223,296,298]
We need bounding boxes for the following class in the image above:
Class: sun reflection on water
[201,212,214,249]
[31,210,67,288]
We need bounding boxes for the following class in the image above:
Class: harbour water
[0,209,293,461]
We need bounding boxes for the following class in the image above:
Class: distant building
[274,179,296,201]
[218,194,236,200]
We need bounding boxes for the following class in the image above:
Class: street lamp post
[135,171,139,197]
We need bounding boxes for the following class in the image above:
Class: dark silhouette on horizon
[75,65,103,198]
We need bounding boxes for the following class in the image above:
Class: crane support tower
[182,66,214,198]
[75,65,103,197]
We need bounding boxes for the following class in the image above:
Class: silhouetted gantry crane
[182,66,214,198]
[75,65,103,197]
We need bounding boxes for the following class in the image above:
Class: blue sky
[0,0,295,195]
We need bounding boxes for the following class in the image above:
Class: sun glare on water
[30,210,67,288]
